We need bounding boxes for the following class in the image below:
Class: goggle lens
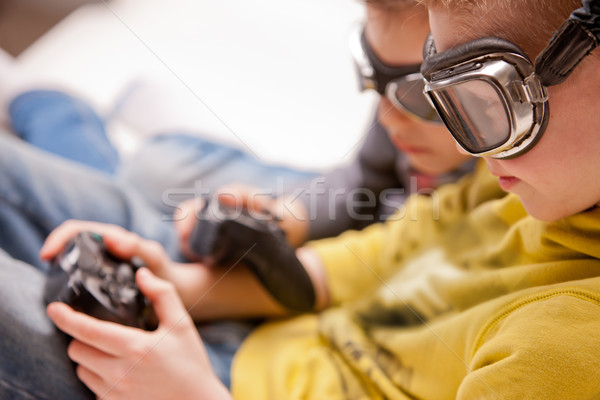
[351,26,442,124]
[387,74,442,122]
[430,79,510,153]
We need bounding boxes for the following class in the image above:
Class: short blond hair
[417,0,581,59]
[365,0,418,6]
[364,0,423,11]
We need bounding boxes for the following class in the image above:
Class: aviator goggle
[349,25,442,123]
[421,0,600,159]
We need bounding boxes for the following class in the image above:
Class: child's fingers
[174,197,205,250]
[47,302,141,357]
[216,183,272,212]
[40,220,128,260]
[102,235,170,277]
[40,220,170,276]
[136,268,191,329]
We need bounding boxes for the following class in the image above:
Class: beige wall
[0,0,100,56]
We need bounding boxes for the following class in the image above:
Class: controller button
[89,232,103,242]
[116,265,134,284]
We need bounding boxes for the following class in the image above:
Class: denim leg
[0,199,47,270]
[0,248,94,400]
[119,133,318,215]
[9,90,119,174]
[0,135,181,268]
[197,321,255,389]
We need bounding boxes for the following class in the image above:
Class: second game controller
[188,200,316,312]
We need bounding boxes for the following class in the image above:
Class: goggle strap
[359,30,421,88]
[423,33,436,60]
[572,0,600,40]
[535,12,600,86]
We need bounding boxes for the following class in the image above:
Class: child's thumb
[136,268,189,329]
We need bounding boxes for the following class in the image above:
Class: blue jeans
[0,134,181,270]
[3,90,316,265]
[119,134,317,215]
[10,90,120,175]
[9,90,316,216]
[0,247,94,399]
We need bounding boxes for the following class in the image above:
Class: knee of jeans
[10,91,96,125]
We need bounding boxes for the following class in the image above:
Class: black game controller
[44,232,156,330]
[188,200,316,312]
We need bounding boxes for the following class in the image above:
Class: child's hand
[217,183,311,247]
[47,268,231,400]
[171,186,275,259]
[40,220,172,281]
[173,196,206,261]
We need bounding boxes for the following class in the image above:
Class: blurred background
[1,0,376,171]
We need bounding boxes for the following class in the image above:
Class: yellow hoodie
[232,162,600,399]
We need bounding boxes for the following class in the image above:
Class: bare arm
[151,246,329,321]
